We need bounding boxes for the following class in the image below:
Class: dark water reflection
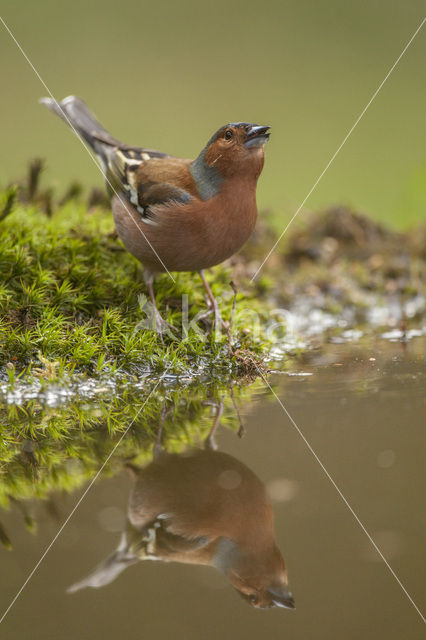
[1,338,425,638]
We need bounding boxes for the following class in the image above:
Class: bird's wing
[130,517,210,561]
[39,96,195,216]
[102,145,195,222]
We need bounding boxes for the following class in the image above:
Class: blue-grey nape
[190,149,224,201]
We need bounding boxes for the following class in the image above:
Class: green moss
[0,196,269,379]
[0,373,261,508]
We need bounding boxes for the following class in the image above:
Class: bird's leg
[225,280,238,357]
[143,269,175,335]
[229,378,245,439]
[199,270,224,332]
[153,404,171,459]
[204,400,224,450]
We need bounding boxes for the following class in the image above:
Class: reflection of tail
[67,535,137,593]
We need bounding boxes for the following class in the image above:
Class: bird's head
[191,122,270,199]
[217,539,295,610]
[231,569,295,610]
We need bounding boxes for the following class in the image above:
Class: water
[1,337,425,638]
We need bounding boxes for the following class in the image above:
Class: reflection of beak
[268,586,296,609]
[244,125,271,148]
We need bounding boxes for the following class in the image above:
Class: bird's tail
[39,95,120,171]
[67,535,138,593]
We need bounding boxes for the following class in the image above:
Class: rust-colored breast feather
[112,175,258,274]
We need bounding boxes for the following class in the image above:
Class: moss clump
[239,206,426,332]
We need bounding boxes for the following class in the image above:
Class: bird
[67,447,295,610]
[40,96,270,331]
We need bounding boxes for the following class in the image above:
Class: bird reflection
[68,410,295,610]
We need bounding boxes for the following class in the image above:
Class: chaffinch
[40,96,270,330]
[68,448,294,609]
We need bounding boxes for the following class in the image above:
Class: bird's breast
[195,185,258,268]
[111,181,258,273]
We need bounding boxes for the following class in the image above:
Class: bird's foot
[198,270,227,335]
[199,302,226,332]
[150,308,177,339]
[211,302,225,331]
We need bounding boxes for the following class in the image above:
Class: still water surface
[1,338,425,639]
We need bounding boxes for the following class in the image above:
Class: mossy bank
[1,162,425,391]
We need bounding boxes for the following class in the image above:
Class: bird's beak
[268,586,295,609]
[244,125,271,149]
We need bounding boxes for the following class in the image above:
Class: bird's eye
[224,130,233,140]
[248,594,258,604]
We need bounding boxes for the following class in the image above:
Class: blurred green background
[1,0,425,229]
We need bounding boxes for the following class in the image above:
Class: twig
[27,158,44,203]
[0,185,18,221]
